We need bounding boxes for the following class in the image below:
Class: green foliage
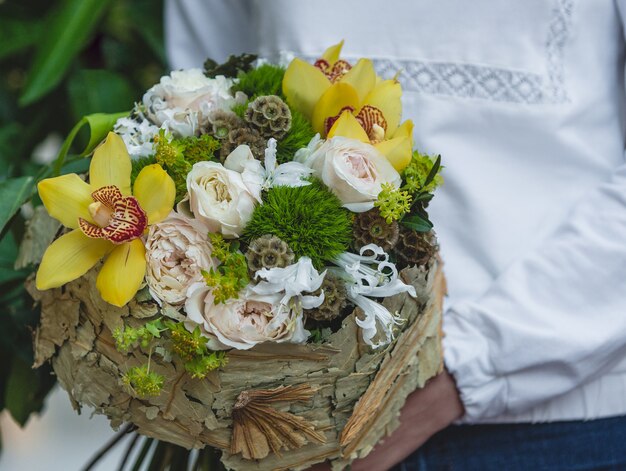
[19,0,114,105]
[243,181,353,268]
[202,234,250,304]
[121,365,164,398]
[154,130,220,202]
[375,183,413,224]
[399,153,442,232]
[276,107,316,164]
[0,177,35,235]
[232,64,286,98]
[0,0,167,434]
[402,152,443,195]
[231,102,248,119]
[67,69,134,119]
[203,53,257,79]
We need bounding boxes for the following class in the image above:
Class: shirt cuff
[442,303,509,421]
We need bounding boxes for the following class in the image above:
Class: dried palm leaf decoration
[230,384,327,460]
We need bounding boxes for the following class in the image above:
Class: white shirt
[165,0,626,423]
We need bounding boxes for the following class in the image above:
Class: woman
[166,1,626,469]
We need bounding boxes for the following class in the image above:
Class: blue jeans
[395,415,626,471]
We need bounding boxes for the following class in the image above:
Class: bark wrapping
[31,256,444,471]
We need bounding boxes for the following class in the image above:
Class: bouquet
[28,41,445,470]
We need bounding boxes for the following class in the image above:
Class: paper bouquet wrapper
[30,253,445,470]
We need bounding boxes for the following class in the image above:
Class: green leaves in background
[0,18,43,60]
[67,70,134,120]
[19,0,114,106]
[0,0,167,438]
[0,177,35,235]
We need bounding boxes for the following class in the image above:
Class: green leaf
[0,176,35,235]
[67,69,135,122]
[0,232,30,284]
[423,154,442,188]
[4,356,53,426]
[402,214,434,233]
[145,323,161,339]
[52,111,128,176]
[0,18,43,60]
[19,0,114,106]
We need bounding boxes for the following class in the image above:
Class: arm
[445,157,626,419]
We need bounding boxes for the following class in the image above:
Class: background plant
[0,0,166,445]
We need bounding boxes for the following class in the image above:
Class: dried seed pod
[245,95,292,140]
[219,126,267,162]
[306,274,348,322]
[394,228,438,269]
[208,109,244,139]
[352,209,400,252]
[246,235,295,275]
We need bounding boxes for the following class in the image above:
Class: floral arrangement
[31,41,443,468]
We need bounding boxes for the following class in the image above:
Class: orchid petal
[375,136,413,172]
[312,83,360,135]
[89,132,132,195]
[321,40,344,64]
[36,229,112,290]
[133,164,176,225]
[392,119,414,140]
[96,238,146,307]
[362,79,402,138]
[38,173,94,229]
[283,58,330,120]
[340,58,377,105]
[327,111,370,142]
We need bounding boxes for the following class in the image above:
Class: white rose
[142,69,240,137]
[304,136,402,212]
[185,161,258,238]
[185,284,302,350]
[145,212,217,307]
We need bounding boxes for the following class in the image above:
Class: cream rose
[304,136,402,212]
[145,212,216,307]
[185,161,258,238]
[142,69,239,137]
[185,284,302,350]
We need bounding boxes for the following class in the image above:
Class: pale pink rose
[303,136,401,212]
[145,212,216,307]
[184,284,301,350]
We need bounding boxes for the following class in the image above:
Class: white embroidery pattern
[298,0,574,105]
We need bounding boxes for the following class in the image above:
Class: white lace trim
[294,0,574,105]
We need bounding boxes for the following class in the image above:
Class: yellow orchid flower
[36,132,176,307]
[283,41,413,171]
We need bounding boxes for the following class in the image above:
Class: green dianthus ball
[243,181,352,268]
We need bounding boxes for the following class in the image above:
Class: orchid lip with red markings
[79,185,148,244]
[325,105,388,141]
[314,58,353,83]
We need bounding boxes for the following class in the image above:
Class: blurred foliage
[0,0,167,440]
